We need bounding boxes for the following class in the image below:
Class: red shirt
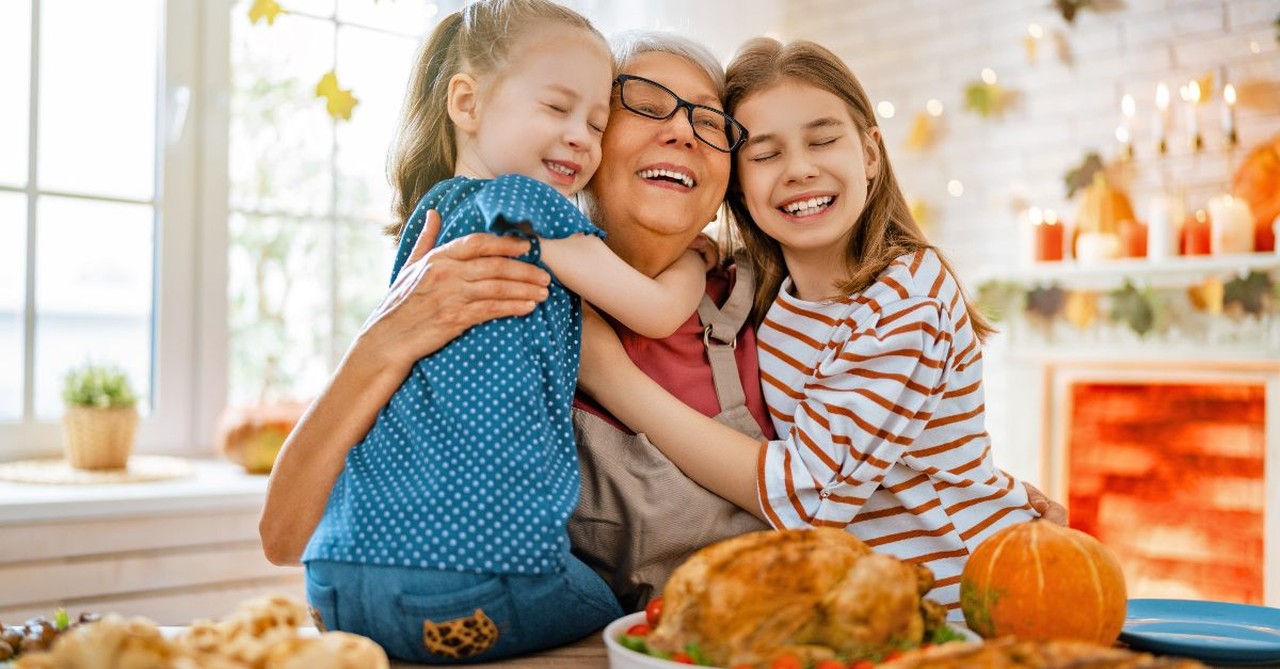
[573,265,776,439]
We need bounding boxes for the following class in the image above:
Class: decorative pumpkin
[215,402,307,474]
[1072,173,1135,259]
[960,520,1127,645]
[1231,133,1280,252]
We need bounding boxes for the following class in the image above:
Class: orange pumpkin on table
[1232,133,1280,252]
[215,402,307,474]
[959,520,1128,645]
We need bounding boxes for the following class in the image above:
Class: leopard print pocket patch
[308,605,328,633]
[422,608,499,659]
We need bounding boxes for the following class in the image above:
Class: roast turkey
[646,528,945,666]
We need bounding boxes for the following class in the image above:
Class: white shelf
[0,459,266,523]
[980,252,1280,288]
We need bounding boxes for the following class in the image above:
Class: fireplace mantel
[988,250,1280,606]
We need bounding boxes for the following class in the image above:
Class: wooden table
[390,631,607,668]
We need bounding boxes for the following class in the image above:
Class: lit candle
[1034,208,1065,262]
[1207,194,1255,254]
[1154,82,1169,155]
[1183,209,1211,256]
[1222,83,1238,147]
[1121,94,1135,158]
[1181,80,1202,151]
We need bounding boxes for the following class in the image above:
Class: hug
[259,0,1063,663]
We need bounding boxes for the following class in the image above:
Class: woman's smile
[636,162,698,191]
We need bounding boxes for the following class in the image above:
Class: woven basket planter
[62,405,139,470]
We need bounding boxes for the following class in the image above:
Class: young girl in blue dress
[301,0,722,662]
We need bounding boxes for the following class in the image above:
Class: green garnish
[684,641,710,665]
[929,624,968,645]
[54,608,70,630]
[618,635,648,654]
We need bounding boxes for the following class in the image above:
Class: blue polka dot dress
[304,175,604,575]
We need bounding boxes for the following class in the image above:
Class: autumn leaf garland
[247,1,360,122]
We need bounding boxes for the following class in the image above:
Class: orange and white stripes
[756,249,1036,612]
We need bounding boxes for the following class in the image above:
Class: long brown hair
[725,38,994,340]
[385,0,604,240]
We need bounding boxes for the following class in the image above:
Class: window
[226,0,438,407]
[1,0,203,457]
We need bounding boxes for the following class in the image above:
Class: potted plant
[61,362,139,470]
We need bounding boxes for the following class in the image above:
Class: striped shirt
[756,249,1036,612]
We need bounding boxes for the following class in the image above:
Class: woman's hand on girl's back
[360,209,552,373]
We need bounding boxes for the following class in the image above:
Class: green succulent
[62,362,137,409]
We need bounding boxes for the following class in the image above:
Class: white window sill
[0,458,268,524]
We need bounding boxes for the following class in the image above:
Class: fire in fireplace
[1067,382,1265,604]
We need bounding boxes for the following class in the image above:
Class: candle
[1222,83,1237,147]
[1121,94,1135,159]
[1154,82,1169,155]
[1034,208,1065,262]
[1145,194,1183,261]
[1207,194,1255,254]
[1181,80,1202,151]
[1183,210,1211,256]
[1119,219,1147,258]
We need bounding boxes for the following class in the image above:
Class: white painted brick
[1175,32,1271,67]
[1064,24,1125,56]
[1125,5,1226,46]
[1227,0,1280,27]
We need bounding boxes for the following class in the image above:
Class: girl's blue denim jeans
[305,553,622,664]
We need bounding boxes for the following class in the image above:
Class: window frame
[1,0,228,459]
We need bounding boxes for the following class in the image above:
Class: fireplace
[1024,361,1280,606]
[1066,381,1266,604]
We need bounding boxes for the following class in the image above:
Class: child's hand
[1023,482,1067,525]
[686,233,719,271]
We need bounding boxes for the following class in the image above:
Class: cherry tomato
[729,665,756,669]
[625,623,652,637]
[645,596,665,627]
[848,661,875,669]
[670,651,696,664]
[770,654,803,669]
[884,651,904,661]
[816,660,846,669]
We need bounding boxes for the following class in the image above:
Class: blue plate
[1121,599,1280,665]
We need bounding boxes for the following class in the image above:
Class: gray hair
[609,30,726,100]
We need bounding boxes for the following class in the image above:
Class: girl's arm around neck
[540,234,706,339]
[577,307,766,521]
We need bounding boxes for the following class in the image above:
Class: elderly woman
[260,30,1061,611]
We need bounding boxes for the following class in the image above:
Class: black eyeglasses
[613,74,747,153]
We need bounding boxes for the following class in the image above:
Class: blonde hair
[385,0,606,240]
[724,37,994,340]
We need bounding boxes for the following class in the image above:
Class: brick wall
[781,0,1280,275]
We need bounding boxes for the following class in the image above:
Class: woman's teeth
[546,162,575,176]
[637,168,696,188]
[782,196,834,216]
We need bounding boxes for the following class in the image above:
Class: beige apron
[568,258,772,612]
